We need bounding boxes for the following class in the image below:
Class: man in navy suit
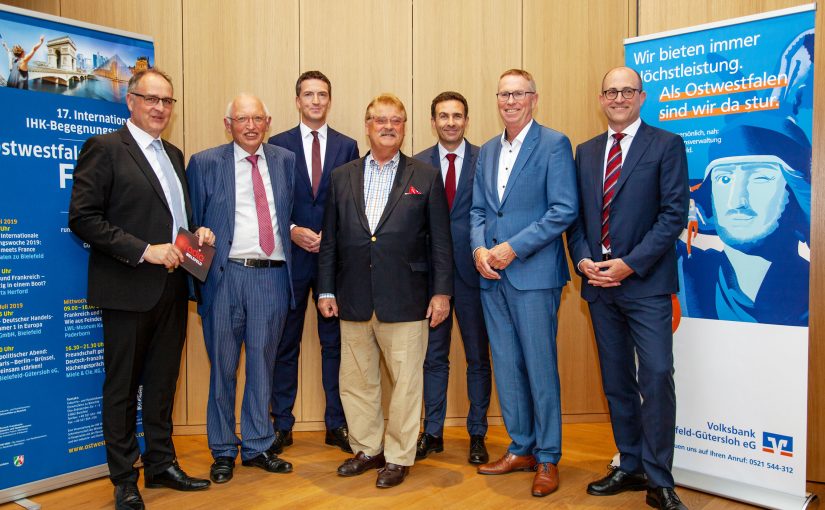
[268,71,359,454]
[413,91,491,465]
[566,66,689,510]
[470,69,578,498]
[187,93,296,485]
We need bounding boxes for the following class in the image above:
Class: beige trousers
[339,315,428,466]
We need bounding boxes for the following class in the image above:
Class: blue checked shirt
[363,152,400,234]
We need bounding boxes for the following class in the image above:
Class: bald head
[224,93,271,155]
[601,66,643,91]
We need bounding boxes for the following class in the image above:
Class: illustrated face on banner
[709,156,790,250]
[126,73,174,138]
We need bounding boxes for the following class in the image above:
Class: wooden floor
[2,424,821,509]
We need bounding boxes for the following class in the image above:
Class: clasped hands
[144,227,216,269]
[474,242,516,280]
[578,257,634,287]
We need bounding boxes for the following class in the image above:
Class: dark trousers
[101,270,187,485]
[588,292,676,489]
[423,275,491,436]
[271,274,345,430]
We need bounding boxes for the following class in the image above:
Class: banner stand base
[674,467,816,509]
[13,499,41,510]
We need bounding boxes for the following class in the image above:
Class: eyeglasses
[496,91,535,102]
[602,88,642,100]
[226,115,268,125]
[130,92,177,107]
[369,116,406,126]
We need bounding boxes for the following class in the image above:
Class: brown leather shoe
[376,463,409,488]
[337,451,386,477]
[532,462,559,497]
[477,452,537,475]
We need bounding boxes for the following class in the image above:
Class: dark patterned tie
[445,153,457,210]
[601,133,625,252]
[246,155,275,256]
[311,130,322,198]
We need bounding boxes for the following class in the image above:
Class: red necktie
[246,155,275,256]
[311,131,322,198]
[601,133,625,253]
[445,153,457,210]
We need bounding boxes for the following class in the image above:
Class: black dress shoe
[144,462,211,491]
[468,435,489,464]
[325,426,353,453]
[114,482,144,510]
[209,456,235,484]
[587,465,648,496]
[415,433,444,460]
[376,463,409,488]
[646,487,688,510]
[271,429,293,454]
[337,451,386,476]
[242,449,293,473]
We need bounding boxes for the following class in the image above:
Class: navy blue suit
[413,142,491,437]
[187,142,295,460]
[267,126,359,431]
[469,121,578,464]
[567,121,689,488]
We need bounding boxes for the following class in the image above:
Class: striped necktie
[601,132,625,253]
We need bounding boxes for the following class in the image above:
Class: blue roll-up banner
[626,5,814,509]
[0,5,153,504]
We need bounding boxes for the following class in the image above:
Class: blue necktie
[151,139,187,237]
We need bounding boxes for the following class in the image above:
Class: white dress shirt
[299,122,328,185]
[497,120,533,201]
[228,143,285,260]
[438,139,466,185]
[599,116,642,254]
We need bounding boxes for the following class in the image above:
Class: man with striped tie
[566,66,689,510]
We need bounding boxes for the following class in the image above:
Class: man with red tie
[567,66,689,510]
[413,92,491,465]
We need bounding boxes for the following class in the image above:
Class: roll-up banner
[0,5,154,504]
[625,5,814,509]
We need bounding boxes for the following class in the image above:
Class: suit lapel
[290,127,312,195]
[613,122,652,199]
[263,145,290,245]
[500,122,539,206]
[348,158,371,234]
[488,141,502,207]
[592,133,609,211]
[375,154,413,233]
[452,142,475,216]
[119,128,170,215]
[221,144,237,239]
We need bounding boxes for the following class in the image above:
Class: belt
[229,258,285,268]
[602,253,612,262]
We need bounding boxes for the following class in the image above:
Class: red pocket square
[406,185,422,195]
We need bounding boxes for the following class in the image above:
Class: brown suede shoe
[375,463,409,488]
[532,462,559,497]
[477,452,537,475]
[337,451,386,477]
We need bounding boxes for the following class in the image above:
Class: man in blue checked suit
[268,71,360,454]
[187,93,295,485]
[470,69,578,498]
[413,91,491,465]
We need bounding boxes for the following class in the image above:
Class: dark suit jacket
[318,153,453,322]
[186,142,296,315]
[69,126,192,312]
[413,140,480,289]
[268,126,359,281]
[567,121,689,301]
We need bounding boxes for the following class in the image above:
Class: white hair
[225,93,270,118]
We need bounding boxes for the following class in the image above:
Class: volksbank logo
[762,432,793,457]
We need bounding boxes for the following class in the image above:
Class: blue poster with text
[0,5,153,501]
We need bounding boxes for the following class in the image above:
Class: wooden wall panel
[296,0,413,424]
[638,0,822,483]
[1,0,59,14]
[411,0,520,424]
[523,0,636,418]
[181,0,299,425]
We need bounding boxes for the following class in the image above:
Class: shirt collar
[126,119,160,150]
[607,117,642,139]
[500,119,533,147]
[233,142,266,163]
[300,122,328,140]
[438,139,466,161]
[366,150,400,169]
